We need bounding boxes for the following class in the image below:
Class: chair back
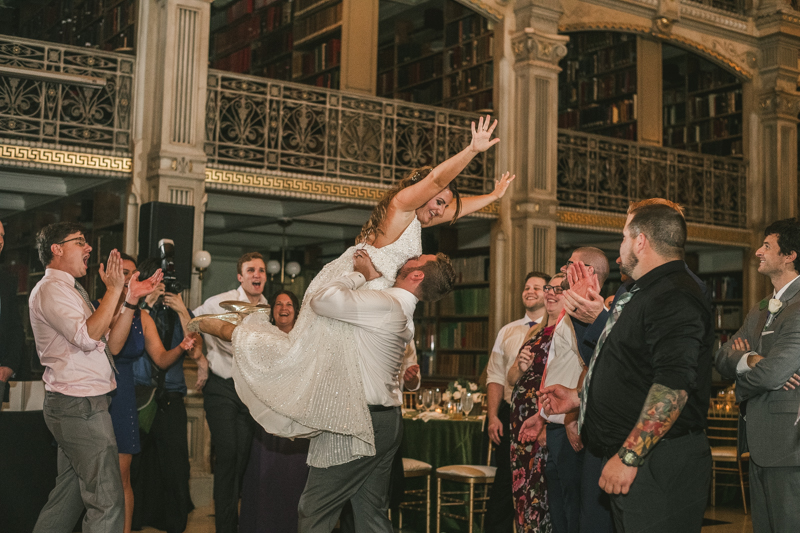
[707,398,739,447]
[403,391,416,410]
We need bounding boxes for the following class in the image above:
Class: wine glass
[415,391,425,411]
[422,389,433,411]
[433,388,442,409]
[460,392,474,418]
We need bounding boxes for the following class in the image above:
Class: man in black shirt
[531,202,714,533]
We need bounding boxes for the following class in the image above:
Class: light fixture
[268,220,302,283]
[193,250,211,280]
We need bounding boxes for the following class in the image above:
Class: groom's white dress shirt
[309,271,417,407]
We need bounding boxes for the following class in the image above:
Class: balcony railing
[0,35,134,153]
[557,130,747,228]
[204,70,494,195]
[684,0,747,15]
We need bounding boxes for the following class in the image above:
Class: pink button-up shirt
[29,268,116,396]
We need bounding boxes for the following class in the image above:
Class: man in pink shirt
[30,222,157,533]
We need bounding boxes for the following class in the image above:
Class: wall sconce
[267,220,302,283]
[193,250,211,280]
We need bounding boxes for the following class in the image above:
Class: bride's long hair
[356,167,462,244]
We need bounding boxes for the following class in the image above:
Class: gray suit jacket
[715,276,800,467]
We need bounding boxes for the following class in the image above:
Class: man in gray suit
[716,217,800,532]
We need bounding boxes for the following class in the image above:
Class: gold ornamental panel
[0,143,132,172]
[205,168,499,217]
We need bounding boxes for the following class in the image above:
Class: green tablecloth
[398,415,488,532]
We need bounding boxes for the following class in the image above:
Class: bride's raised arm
[392,115,499,213]
[422,171,515,227]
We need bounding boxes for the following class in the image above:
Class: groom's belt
[368,404,399,412]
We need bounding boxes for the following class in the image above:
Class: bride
[195,116,510,467]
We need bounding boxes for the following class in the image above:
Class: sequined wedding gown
[232,217,422,468]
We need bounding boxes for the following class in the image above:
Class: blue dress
[104,305,146,455]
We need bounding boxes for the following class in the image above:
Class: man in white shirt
[484,271,549,532]
[297,250,456,533]
[193,252,268,533]
[30,222,157,533]
[716,218,800,531]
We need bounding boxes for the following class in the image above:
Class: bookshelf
[558,31,638,141]
[377,0,494,112]
[17,0,138,52]
[700,271,743,355]
[662,44,743,157]
[414,252,491,381]
[209,0,342,88]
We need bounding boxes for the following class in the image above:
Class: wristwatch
[618,447,645,467]
[139,302,153,312]
[122,301,138,311]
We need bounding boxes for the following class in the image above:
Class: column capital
[759,90,800,120]
[512,28,569,67]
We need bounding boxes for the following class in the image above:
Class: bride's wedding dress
[231,217,422,467]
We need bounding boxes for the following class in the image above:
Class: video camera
[158,238,184,294]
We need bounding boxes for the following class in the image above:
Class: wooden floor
[141,503,753,533]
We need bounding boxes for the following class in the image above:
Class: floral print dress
[510,325,555,533]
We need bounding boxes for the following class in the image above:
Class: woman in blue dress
[98,253,196,533]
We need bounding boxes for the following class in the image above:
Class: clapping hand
[127,269,163,302]
[563,261,604,323]
[99,250,126,294]
[469,115,500,153]
[538,384,581,416]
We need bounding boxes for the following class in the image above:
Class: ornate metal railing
[557,130,747,228]
[0,35,134,152]
[684,0,747,15]
[204,70,494,195]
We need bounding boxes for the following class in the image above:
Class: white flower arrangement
[446,378,484,403]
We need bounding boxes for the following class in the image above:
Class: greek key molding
[558,22,753,80]
[556,208,751,246]
[0,142,131,172]
[512,28,570,66]
[205,167,499,217]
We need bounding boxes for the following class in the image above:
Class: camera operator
[130,257,205,533]
[193,251,268,533]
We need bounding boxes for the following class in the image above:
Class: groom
[296,250,456,533]
[715,218,800,532]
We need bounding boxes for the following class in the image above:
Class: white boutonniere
[768,299,783,314]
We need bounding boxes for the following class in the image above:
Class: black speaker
[138,202,195,290]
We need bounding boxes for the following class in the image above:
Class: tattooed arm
[598,383,688,495]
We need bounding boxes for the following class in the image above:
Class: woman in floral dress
[507,272,567,533]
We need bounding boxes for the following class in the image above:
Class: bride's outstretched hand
[492,172,516,199]
[470,115,500,153]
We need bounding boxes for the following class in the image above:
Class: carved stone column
[129,0,212,308]
[504,2,567,318]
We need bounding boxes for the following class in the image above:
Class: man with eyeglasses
[29,222,160,533]
[484,270,550,532]
[0,220,24,407]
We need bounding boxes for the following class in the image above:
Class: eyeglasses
[543,285,565,295]
[57,237,87,247]
[565,260,591,268]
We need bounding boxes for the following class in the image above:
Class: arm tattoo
[622,383,688,457]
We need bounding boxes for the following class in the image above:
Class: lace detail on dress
[232,217,422,467]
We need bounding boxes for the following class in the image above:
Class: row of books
[377,71,395,97]
[452,255,489,283]
[252,31,293,65]
[261,0,292,33]
[575,40,636,77]
[438,287,491,316]
[306,70,340,89]
[714,305,743,331]
[292,38,341,78]
[444,14,491,47]
[213,46,252,73]
[688,69,738,93]
[694,116,743,142]
[294,2,342,43]
[103,1,136,38]
[226,0,254,25]
[397,55,444,89]
[690,91,742,119]
[428,352,490,378]
[572,31,631,54]
[295,0,328,14]
[437,321,489,350]
[578,69,636,105]
[445,90,492,112]
[75,0,106,29]
[444,34,493,72]
[213,16,260,56]
[394,40,445,65]
[577,97,637,128]
[396,82,444,106]
[253,56,292,80]
[705,275,742,300]
[444,64,493,99]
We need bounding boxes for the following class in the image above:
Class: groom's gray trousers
[297,405,402,532]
